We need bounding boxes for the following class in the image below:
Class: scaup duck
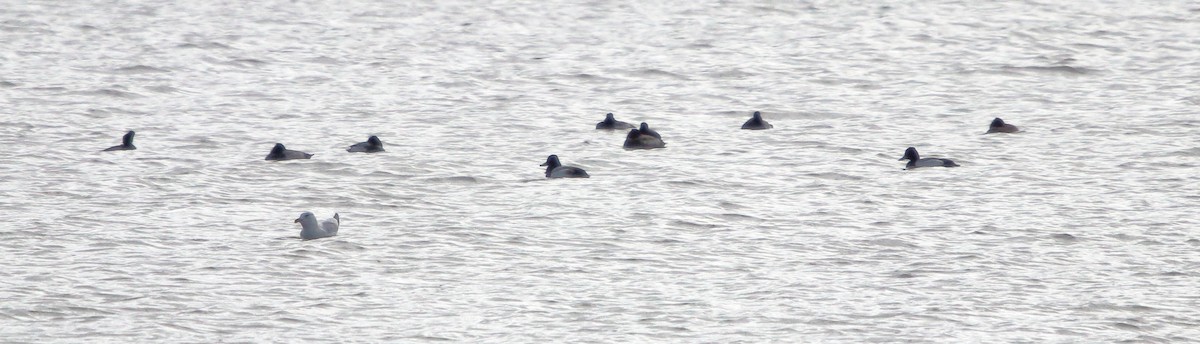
[596,113,636,130]
[623,128,666,149]
[899,147,959,169]
[987,118,1019,133]
[347,135,385,153]
[265,143,313,161]
[540,155,590,178]
[741,111,773,130]
[102,131,136,151]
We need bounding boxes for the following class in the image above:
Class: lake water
[2,0,1199,342]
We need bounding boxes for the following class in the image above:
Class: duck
[595,113,635,130]
[623,128,666,149]
[265,143,313,161]
[741,111,773,130]
[295,212,339,240]
[637,122,661,139]
[102,131,136,151]
[540,155,590,178]
[898,147,959,169]
[347,135,385,153]
[987,118,1019,133]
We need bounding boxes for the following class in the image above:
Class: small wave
[423,176,479,184]
[669,220,719,229]
[707,69,755,79]
[865,238,917,248]
[565,73,618,82]
[805,172,864,181]
[177,42,233,49]
[1051,233,1077,241]
[636,68,690,80]
[1002,65,1095,75]
[305,56,341,65]
[144,85,183,94]
[1069,43,1122,53]
[219,58,269,68]
[1112,322,1141,331]
[435,81,480,88]
[0,81,16,87]
[399,335,454,342]
[73,88,144,99]
[1169,147,1200,157]
[113,65,168,74]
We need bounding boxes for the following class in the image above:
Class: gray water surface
[2,1,1199,342]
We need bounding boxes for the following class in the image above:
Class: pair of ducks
[266,136,385,160]
[899,118,1020,169]
[595,114,667,150]
[543,111,776,178]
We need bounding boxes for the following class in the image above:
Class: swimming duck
[987,118,1019,133]
[637,122,661,139]
[898,147,959,169]
[741,111,773,130]
[623,128,666,149]
[102,131,136,151]
[265,143,313,161]
[347,136,385,153]
[595,113,635,130]
[540,154,590,178]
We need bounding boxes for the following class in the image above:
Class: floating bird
[623,128,666,149]
[595,113,635,130]
[637,122,661,139]
[987,118,1019,133]
[295,212,339,240]
[741,111,773,130]
[265,143,313,161]
[540,154,590,178]
[102,131,136,151]
[899,147,959,169]
[347,136,385,153]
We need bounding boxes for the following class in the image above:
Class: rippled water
[3,1,1200,342]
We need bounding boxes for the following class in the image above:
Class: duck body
[347,136,385,153]
[899,147,959,169]
[623,128,666,149]
[596,113,635,130]
[540,155,590,178]
[987,118,1019,133]
[266,143,313,160]
[637,122,661,139]
[103,131,137,151]
[741,111,773,130]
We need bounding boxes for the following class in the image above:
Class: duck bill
[294,218,300,223]
[539,162,549,166]
[898,157,906,161]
